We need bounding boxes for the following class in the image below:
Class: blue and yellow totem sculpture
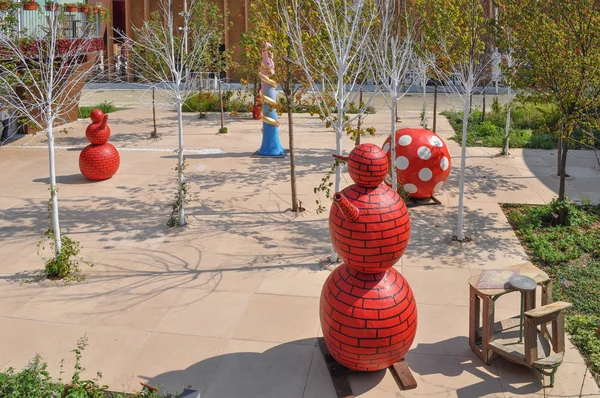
[257,42,284,157]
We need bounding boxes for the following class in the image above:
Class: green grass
[182,90,251,113]
[504,200,600,382]
[443,100,572,149]
[78,101,124,119]
[0,337,176,397]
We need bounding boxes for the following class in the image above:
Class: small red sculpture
[79,110,120,181]
[321,143,417,371]
[382,128,452,198]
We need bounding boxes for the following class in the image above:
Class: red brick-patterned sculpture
[382,128,452,198]
[321,143,417,372]
[79,110,120,181]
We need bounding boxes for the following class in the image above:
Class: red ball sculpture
[79,110,120,181]
[321,265,417,371]
[321,143,417,372]
[382,128,452,199]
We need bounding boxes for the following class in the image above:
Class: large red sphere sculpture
[382,128,452,199]
[321,143,417,372]
[79,110,120,181]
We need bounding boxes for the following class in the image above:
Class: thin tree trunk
[331,73,344,263]
[219,78,224,130]
[422,82,427,128]
[481,90,486,122]
[287,94,298,213]
[558,140,568,202]
[558,140,569,224]
[503,95,511,156]
[557,133,562,178]
[177,101,185,226]
[433,83,438,133]
[47,120,62,255]
[285,44,298,213]
[456,79,472,242]
[391,93,398,192]
[355,87,363,146]
[152,87,157,136]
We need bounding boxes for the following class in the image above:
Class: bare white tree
[0,4,102,258]
[426,0,492,242]
[369,0,414,192]
[500,49,516,156]
[280,0,376,190]
[280,0,377,261]
[123,0,213,227]
[413,53,434,129]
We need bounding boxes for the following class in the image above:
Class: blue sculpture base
[252,149,289,159]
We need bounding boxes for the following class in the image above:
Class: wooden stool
[469,264,571,386]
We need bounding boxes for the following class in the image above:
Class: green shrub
[78,101,121,119]
[182,90,251,113]
[442,101,596,149]
[505,201,600,383]
[0,337,172,397]
[567,314,600,376]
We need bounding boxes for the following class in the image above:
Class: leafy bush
[182,90,251,113]
[78,101,121,119]
[441,100,594,149]
[567,314,600,376]
[504,201,600,383]
[0,337,173,397]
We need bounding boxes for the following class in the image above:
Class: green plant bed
[442,100,599,150]
[0,337,176,397]
[503,200,600,383]
[78,101,125,119]
[182,90,251,113]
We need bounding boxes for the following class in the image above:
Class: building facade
[98,0,248,80]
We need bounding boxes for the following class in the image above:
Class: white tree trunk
[331,73,345,264]
[422,81,428,129]
[47,120,62,255]
[391,93,398,192]
[177,100,186,226]
[455,76,473,242]
[503,90,512,156]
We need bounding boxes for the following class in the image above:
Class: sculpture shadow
[140,338,384,398]
[409,337,545,397]
[33,174,89,185]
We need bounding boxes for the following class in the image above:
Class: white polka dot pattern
[382,128,452,199]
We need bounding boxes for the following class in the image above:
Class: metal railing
[1,3,101,40]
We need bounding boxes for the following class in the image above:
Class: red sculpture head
[86,113,110,145]
[329,143,410,273]
[90,109,105,124]
[335,143,388,188]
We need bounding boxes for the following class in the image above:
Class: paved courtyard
[1,96,599,397]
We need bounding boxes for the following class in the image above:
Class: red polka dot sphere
[320,264,417,371]
[382,128,452,199]
[79,143,120,181]
[329,144,410,273]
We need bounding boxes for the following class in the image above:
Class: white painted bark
[391,92,398,192]
[46,118,62,255]
[455,63,474,242]
[504,90,512,156]
[177,99,186,226]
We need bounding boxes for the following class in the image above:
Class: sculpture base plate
[317,337,417,397]
[251,149,289,159]
[405,195,442,208]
